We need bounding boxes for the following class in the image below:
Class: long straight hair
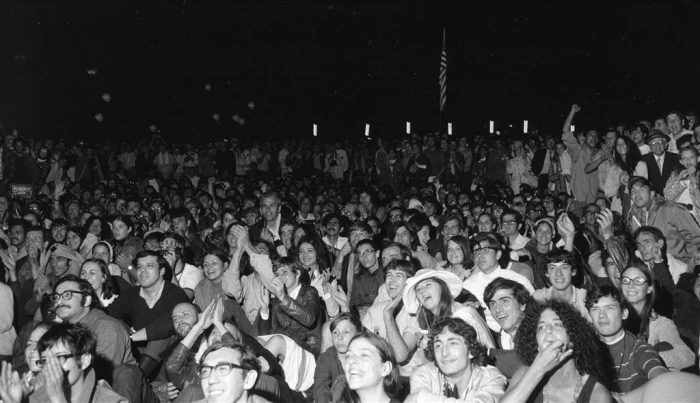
[417,277,454,330]
[337,331,400,403]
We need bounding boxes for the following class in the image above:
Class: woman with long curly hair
[501,301,613,403]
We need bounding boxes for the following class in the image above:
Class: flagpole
[439,28,447,135]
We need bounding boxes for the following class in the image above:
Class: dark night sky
[0,1,698,141]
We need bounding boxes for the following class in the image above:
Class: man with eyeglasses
[638,129,680,194]
[30,322,128,402]
[462,233,534,332]
[500,209,529,255]
[349,239,383,316]
[51,275,136,377]
[194,341,260,403]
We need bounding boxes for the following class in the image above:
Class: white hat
[402,268,463,314]
[407,198,424,212]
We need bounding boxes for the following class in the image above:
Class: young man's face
[667,113,683,135]
[136,255,164,289]
[39,341,86,387]
[635,232,663,263]
[500,213,519,237]
[630,184,652,209]
[589,296,627,338]
[380,245,403,268]
[357,243,378,269]
[442,219,461,240]
[349,229,370,251]
[9,224,25,246]
[200,348,251,403]
[432,328,471,377]
[536,309,570,352]
[473,241,500,273]
[384,268,409,299]
[260,197,280,222]
[487,288,526,333]
[546,262,574,291]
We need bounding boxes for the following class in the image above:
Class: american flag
[439,29,447,113]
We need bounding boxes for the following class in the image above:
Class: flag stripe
[439,33,447,112]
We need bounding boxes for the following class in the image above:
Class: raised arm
[562,104,580,134]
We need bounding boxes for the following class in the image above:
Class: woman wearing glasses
[620,263,695,371]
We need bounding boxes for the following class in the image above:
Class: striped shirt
[607,331,667,393]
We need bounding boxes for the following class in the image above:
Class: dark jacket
[639,152,679,194]
[314,346,345,403]
[257,283,322,356]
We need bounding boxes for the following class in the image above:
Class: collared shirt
[410,363,506,402]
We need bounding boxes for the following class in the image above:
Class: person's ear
[496,250,502,261]
[79,353,92,371]
[381,361,393,378]
[243,370,258,390]
[83,294,92,308]
[160,267,165,279]
[622,307,629,321]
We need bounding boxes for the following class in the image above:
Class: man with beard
[627,176,700,263]
[361,259,421,374]
[166,300,304,402]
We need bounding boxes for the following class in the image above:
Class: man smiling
[362,259,420,371]
[627,176,700,263]
[194,341,260,403]
[407,317,506,402]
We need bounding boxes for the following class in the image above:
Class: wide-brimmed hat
[402,268,463,314]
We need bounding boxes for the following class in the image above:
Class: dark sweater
[314,346,345,403]
[107,281,189,340]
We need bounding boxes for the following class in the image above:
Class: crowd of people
[0,103,699,402]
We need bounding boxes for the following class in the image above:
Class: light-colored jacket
[409,363,506,402]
